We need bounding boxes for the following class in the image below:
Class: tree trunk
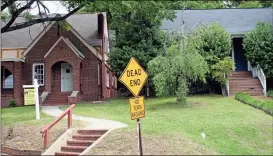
[221,85,228,96]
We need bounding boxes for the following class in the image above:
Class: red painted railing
[41,104,75,149]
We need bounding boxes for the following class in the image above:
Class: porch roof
[161,8,273,35]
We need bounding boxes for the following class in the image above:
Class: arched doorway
[51,61,73,92]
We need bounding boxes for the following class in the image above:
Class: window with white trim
[106,71,110,88]
[98,64,101,85]
[2,68,13,89]
[33,63,44,85]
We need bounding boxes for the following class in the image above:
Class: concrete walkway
[42,106,128,130]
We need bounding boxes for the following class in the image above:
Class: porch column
[44,63,52,92]
[73,61,81,91]
[231,38,235,71]
[13,62,23,106]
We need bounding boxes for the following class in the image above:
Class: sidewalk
[42,106,128,130]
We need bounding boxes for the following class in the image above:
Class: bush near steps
[235,92,273,116]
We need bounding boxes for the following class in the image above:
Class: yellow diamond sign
[119,57,148,97]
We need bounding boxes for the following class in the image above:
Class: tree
[187,22,232,67]
[211,57,234,95]
[81,1,177,76]
[243,22,273,77]
[80,1,178,30]
[148,43,208,104]
[237,1,262,8]
[1,0,89,33]
[181,0,226,9]
[225,0,273,8]
[186,22,233,95]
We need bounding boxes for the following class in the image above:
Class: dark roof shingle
[161,8,273,35]
[1,13,105,48]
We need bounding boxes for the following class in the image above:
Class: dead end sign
[119,57,148,97]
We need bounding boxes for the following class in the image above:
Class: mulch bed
[1,121,87,151]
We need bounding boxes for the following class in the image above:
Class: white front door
[61,63,73,92]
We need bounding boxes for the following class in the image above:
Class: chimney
[98,13,104,39]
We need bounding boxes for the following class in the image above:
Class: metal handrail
[40,104,75,149]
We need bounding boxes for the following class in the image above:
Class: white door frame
[61,63,73,92]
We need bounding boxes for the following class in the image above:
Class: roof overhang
[231,34,245,38]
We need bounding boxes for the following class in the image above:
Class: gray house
[161,8,272,96]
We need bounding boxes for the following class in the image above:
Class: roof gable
[44,36,85,59]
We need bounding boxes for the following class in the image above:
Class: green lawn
[1,106,54,125]
[61,95,273,155]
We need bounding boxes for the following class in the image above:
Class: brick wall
[52,63,62,92]
[1,90,13,107]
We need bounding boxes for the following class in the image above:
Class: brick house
[1,13,117,107]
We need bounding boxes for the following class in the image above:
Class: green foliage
[211,57,234,85]
[237,1,262,8]
[227,0,272,8]
[235,92,273,116]
[186,22,232,95]
[183,0,226,9]
[22,12,34,21]
[8,100,17,108]
[57,21,72,31]
[262,101,273,115]
[1,11,11,21]
[81,1,174,79]
[108,43,158,76]
[243,22,273,77]
[267,90,273,99]
[80,1,177,30]
[148,44,208,103]
[187,22,232,67]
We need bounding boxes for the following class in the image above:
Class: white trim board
[44,36,85,59]
[0,58,25,62]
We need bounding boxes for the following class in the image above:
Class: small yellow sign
[24,88,35,105]
[129,96,145,120]
[119,57,148,97]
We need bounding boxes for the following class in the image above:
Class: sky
[29,1,68,15]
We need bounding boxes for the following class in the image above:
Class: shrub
[267,89,273,99]
[235,92,273,116]
[243,22,273,77]
[8,99,17,107]
[262,101,273,115]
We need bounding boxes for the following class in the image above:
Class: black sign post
[137,118,143,156]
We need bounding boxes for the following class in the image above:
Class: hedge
[235,92,273,116]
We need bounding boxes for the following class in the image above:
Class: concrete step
[77,130,107,135]
[55,151,81,156]
[61,146,87,153]
[67,140,94,147]
[72,134,101,141]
